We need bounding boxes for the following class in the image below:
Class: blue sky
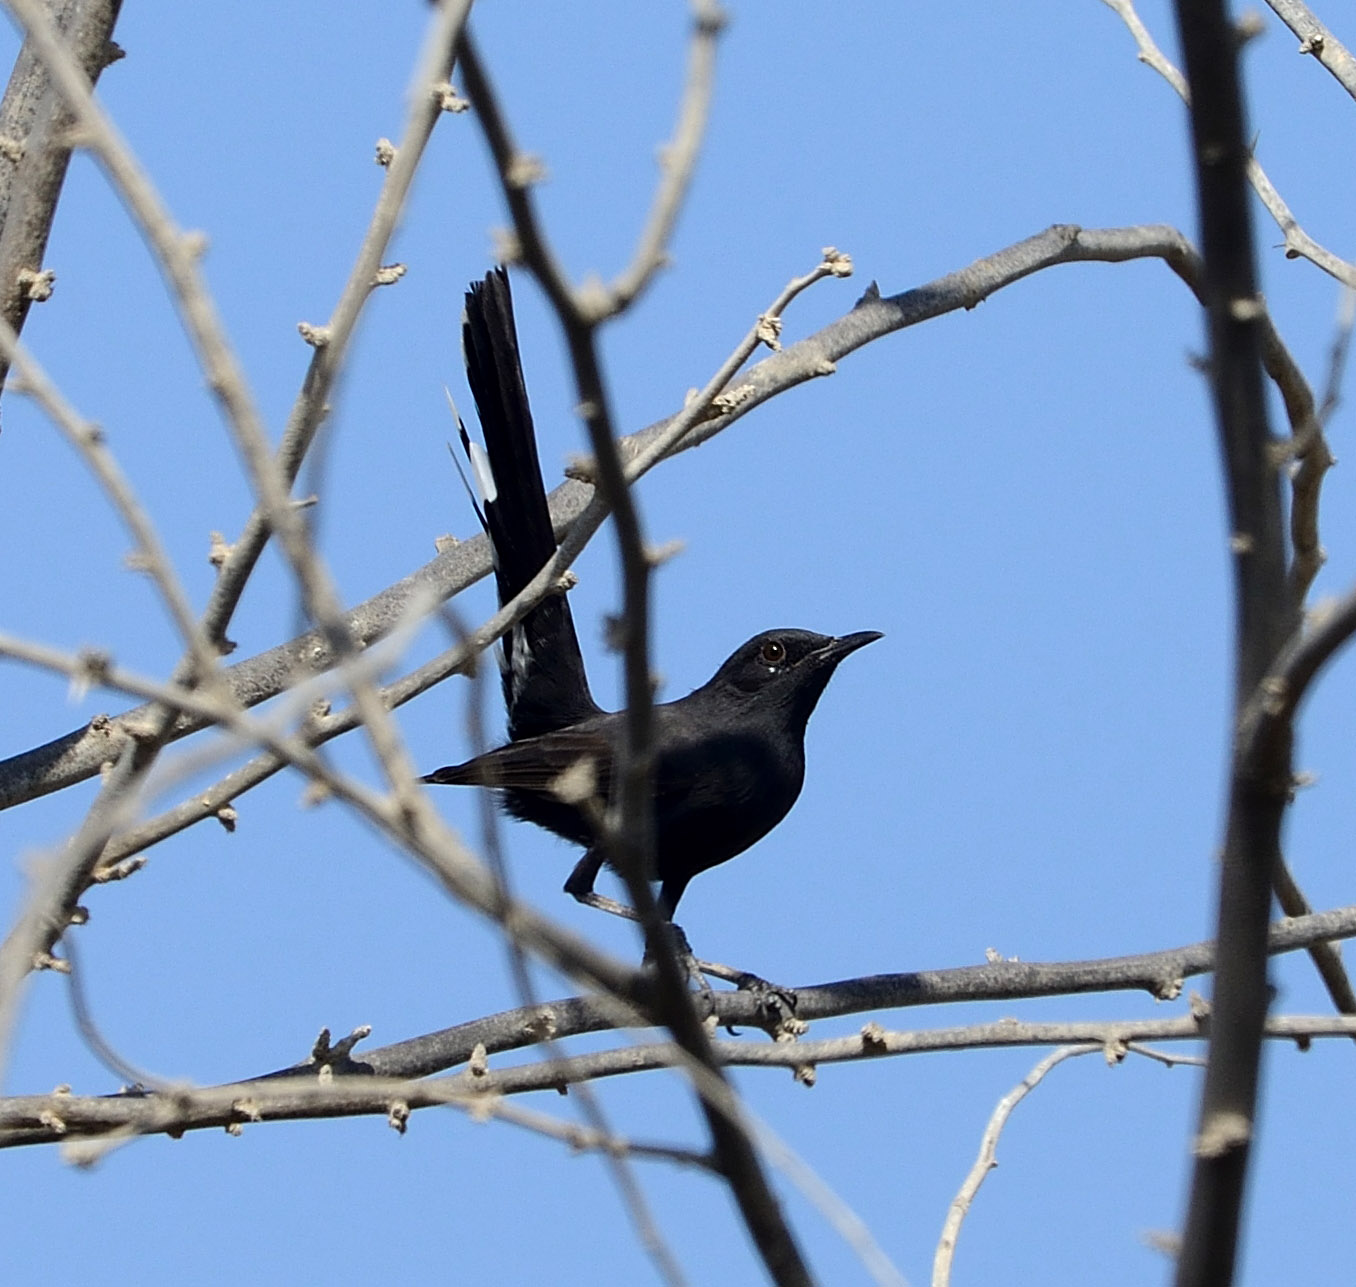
[2,2,1356,1284]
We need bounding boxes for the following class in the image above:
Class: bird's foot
[693,958,800,1036]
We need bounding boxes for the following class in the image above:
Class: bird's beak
[819,630,883,664]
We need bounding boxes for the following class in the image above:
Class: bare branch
[202,0,474,652]
[0,1071,719,1172]
[266,901,1356,1083]
[0,316,225,687]
[0,0,271,494]
[0,0,121,393]
[1102,0,1356,289]
[602,0,725,317]
[1171,3,1291,1283]
[8,1012,1356,1152]
[933,1046,1101,1287]
[1263,0,1356,101]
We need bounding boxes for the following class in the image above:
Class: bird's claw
[723,972,799,1036]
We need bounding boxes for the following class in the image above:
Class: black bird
[424,268,881,919]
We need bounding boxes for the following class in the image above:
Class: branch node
[207,530,234,568]
[374,138,397,167]
[713,383,753,415]
[564,453,596,484]
[1228,294,1264,322]
[1259,674,1288,716]
[575,275,612,324]
[490,226,523,265]
[33,950,69,974]
[91,853,147,884]
[505,152,546,189]
[297,321,331,349]
[180,230,209,261]
[70,648,113,701]
[755,312,782,351]
[1154,975,1184,1001]
[1234,11,1266,45]
[698,3,729,36]
[372,263,407,288]
[645,539,684,568]
[434,81,469,113]
[214,803,238,833]
[860,1020,889,1052]
[821,245,854,277]
[16,267,55,301]
[387,1100,410,1134]
[309,1024,372,1069]
[1193,1109,1251,1158]
[523,1007,559,1042]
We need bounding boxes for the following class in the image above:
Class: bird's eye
[759,638,787,666]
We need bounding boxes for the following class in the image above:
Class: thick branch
[261,902,1356,1081]
[1172,4,1292,1285]
[0,0,122,393]
[1264,0,1356,102]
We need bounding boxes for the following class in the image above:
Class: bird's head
[706,628,883,728]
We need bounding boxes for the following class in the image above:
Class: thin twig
[1102,0,1356,289]
[0,3,477,1044]
[599,0,725,317]
[933,1046,1100,1287]
[0,632,655,1050]
[0,315,224,687]
[203,0,474,650]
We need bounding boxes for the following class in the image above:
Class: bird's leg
[641,920,716,1014]
[565,854,712,1008]
[564,850,637,921]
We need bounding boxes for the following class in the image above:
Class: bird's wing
[424,726,613,797]
[462,268,600,739]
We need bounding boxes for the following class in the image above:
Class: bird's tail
[461,268,598,740]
